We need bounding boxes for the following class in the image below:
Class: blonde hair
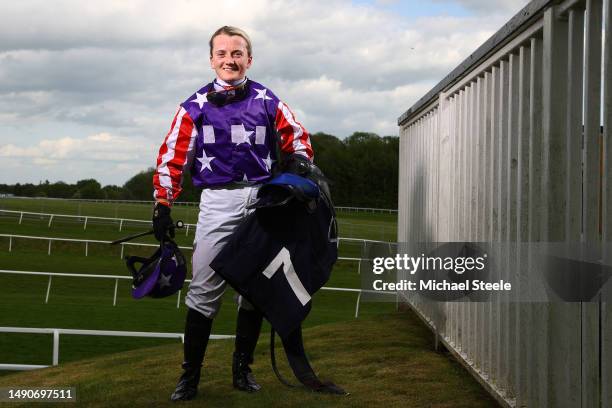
[209,26,252,57]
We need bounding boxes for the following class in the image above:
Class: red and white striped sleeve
[153,106,197,206]
[274,101,314,161]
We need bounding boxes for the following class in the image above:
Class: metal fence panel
[396,1,610,406]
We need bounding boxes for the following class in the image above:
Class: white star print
[197,150,215,172]
[190,92,208,109]
[231,124,253,145]
[262,152,275,171]
[158,273,172,288]
[242,130,254,145]
[254,88,272,101]
[242,173,249,182]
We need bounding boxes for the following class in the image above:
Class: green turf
[0,198,397,371]
[335,210,397,242]
[0,198,201,224]
[0,246,393,368]
[0,200,499,407]
[0,311,500,407]
[0,220,366,259]
[0,198,398,242]
[0,199,396,251]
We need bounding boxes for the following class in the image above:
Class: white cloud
[0,144,41,158]
[0,132,157,185]
[1,133,154,164]
[0,0,530,185]
[33,158,57,166]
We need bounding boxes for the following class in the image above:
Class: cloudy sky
[0,0,530,186]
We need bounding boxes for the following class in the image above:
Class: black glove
[152,202,174,241]
[283,154,312,177]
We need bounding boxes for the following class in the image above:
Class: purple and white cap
[127,241,187,299]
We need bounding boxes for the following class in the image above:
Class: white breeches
[185,184,259,318]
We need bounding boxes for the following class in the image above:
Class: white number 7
[262,247,311,306]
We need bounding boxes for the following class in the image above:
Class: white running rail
[0,233,374,263]
[1,197,398,213]
[0,269,395,317]
[0,326,233,371]
[0,272,395,372]
[0,209,196,235]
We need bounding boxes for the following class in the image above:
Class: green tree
[14,183,37,197]
[123,169,155,200]
[122,169,199,202]
[102,185,126,200]
[311,132,350,205]
[1,132,398,207]
[47,181,77,198]
[74,179,104,199]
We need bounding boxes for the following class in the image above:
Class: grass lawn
[0,310,499,408]
[0,198,201,225]
[0,199,501,407]
[0,198,398,242]
[0,247,393,368]
[0,198,397,372]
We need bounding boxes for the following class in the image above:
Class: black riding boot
[282,325,348,395]
[171,308,213,401]
[232,307,263,392]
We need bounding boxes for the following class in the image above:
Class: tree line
[1,132,399,208]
